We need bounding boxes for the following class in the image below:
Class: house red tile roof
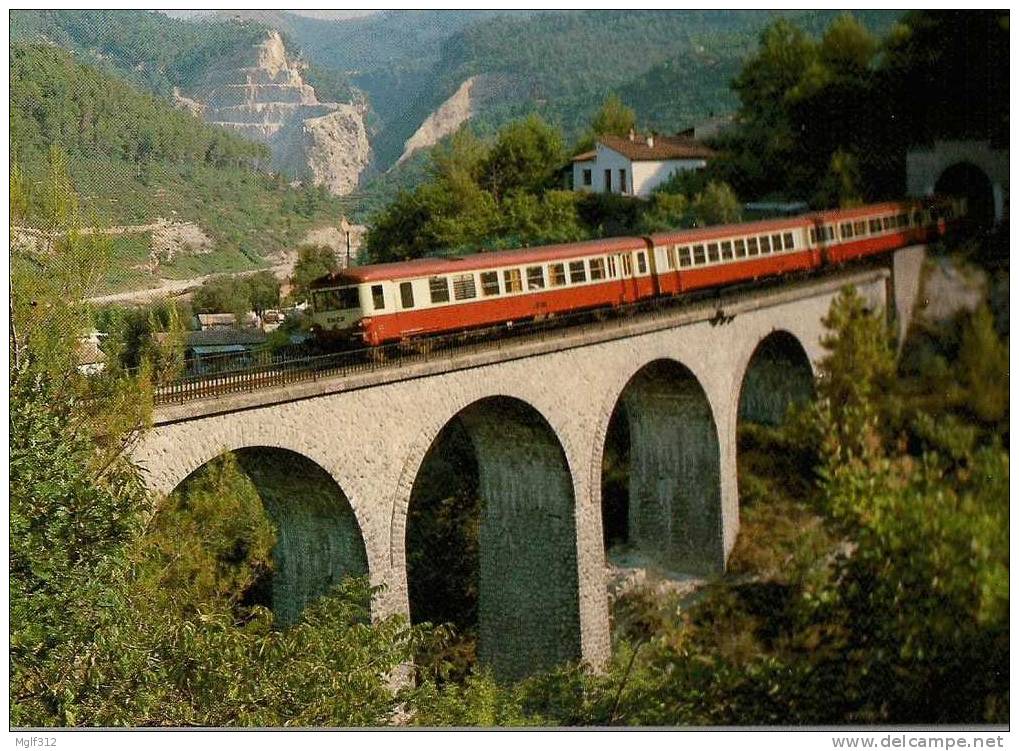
[598,133,716,162]
[571,150,597,162]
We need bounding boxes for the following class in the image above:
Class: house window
[569,260,587,283]
[582,168,592,186]
[480,271,500,296]
[549,263,567,286]
[604,169,612,193]
[619,168,627,194]
[503,268,523,293]
[372,284,385,310]
[429,276,450,304]
[452,273,477,300]
[400,281,414,309]
[590,258,606,280]
[526,266,545,290]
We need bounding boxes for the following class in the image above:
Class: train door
[619,251,637,303]
[809,217,831,266]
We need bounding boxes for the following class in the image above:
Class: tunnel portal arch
[935,161,996,229]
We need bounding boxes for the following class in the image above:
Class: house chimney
[628,128,635,142]
[646,132,655,148]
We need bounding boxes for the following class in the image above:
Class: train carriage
[310,236,652,346]
[649,215,816,295]
[309,197,965,347]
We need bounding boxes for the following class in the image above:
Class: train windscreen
[314,286,360,312]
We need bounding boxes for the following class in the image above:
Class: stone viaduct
[131,252,924,681]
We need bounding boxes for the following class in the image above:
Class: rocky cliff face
[180,32,369,195]
[396,74,520,167]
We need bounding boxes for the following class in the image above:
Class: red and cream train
[309,198,964,346]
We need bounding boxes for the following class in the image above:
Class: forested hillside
[9,9,267,95]
[10,44,354,292]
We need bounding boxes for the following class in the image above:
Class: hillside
[10,44,356,293]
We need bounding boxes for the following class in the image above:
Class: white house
[572,131,716,198]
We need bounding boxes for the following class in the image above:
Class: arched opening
[734,332,817,567]
[935,161,995,230]
[170,447,368,627]
[601,359,723,574]
[406,397,581,682]
[737,331,814,427]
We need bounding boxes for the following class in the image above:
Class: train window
[452,273,477,300]
[549,263,567,287]
[503,269,523,293]
[620,254,633,276]
[869,219,881,233]
[692,245,706,265]
[636,252,648,274]
[707,243,719,263]
[678,246,692,267]
[429,276,450,304]
[734,239,747,258]
[896,214,908,228]
[314,287,359,312]
[400,282,414,309]
[882,216,893,230]
[526,266,545,290]
[721,241,733,260]
[841,222,853,239]
[607,256,618,277]
[759,236,771,254]
[665,246,677,270]
[569,260,588,283]
[480,271,500,296]
[747,237,759,256]
[809,228,817,244]
[590,258,606,280]
[854,220,866,235]
[827,226,836,241]
[783,233,794,250]
[771,234,783,252]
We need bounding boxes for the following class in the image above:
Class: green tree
[480,114,566,200]
[246,270,281,316]
[690,181,742,227]
[289,244,338,303]
[590,94,637,137]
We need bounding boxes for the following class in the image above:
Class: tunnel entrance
[601,360,723,574]
[737,332,815,427]
[171,448,368,628]
[935,161,995,230]
[406,397,581,682]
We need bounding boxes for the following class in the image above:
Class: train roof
[648,214,809,246]
[312,235,648,285]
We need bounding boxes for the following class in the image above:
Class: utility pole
[340,216,352,268]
